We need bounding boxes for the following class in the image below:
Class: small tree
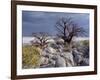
[32,32,50,49]
[55,17,86,45]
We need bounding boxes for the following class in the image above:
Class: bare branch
[55,17,87,44]
[32,32,50,49]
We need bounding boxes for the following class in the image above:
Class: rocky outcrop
[55,55,66,67]
[39,45,89,68]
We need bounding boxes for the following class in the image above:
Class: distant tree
[32,32,50,49]
[55,17,86,45]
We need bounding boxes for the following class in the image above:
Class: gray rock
[57,45,64,52]
[44,47,56,54]
[72,49,83,66]
[61,52,75,66]
[48,59,55,65]
[51,55,57,60]
[41,51,48,56]
[77,46,89,58]
[40,63,55,68]
[40,59,55,68]
[55,55,66,67]
[40,57,49,65]
[79,58,89,66]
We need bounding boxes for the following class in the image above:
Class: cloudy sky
[22,11,89,37]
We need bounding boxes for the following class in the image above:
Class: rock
[40,63,55,68]
[40,59,55,68]
[40,57,49,65]
[61,52,75,66]
[72,49,83,66]
[79,58,89,66]
[50,43,58,49]
[42,50,54,59]
[77,46,89,58]
[57,45,64,52]
[51,55,57,60]
[82,46,89,58]
[41,51,47,56]
[45,47,56,54]
[48,59,55,65]
[55,55,66,67]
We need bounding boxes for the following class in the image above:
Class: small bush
[81,40,89,47]
[22,45,40,69]
[72,40,89,48]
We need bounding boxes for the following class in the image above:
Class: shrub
[72,40,89,48]
[81,40,89,47]
[22,45,40,69]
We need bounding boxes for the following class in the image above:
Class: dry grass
[22,45,41,69]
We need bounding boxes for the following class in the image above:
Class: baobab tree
[55,17,86,45]
[32,32,50,49]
